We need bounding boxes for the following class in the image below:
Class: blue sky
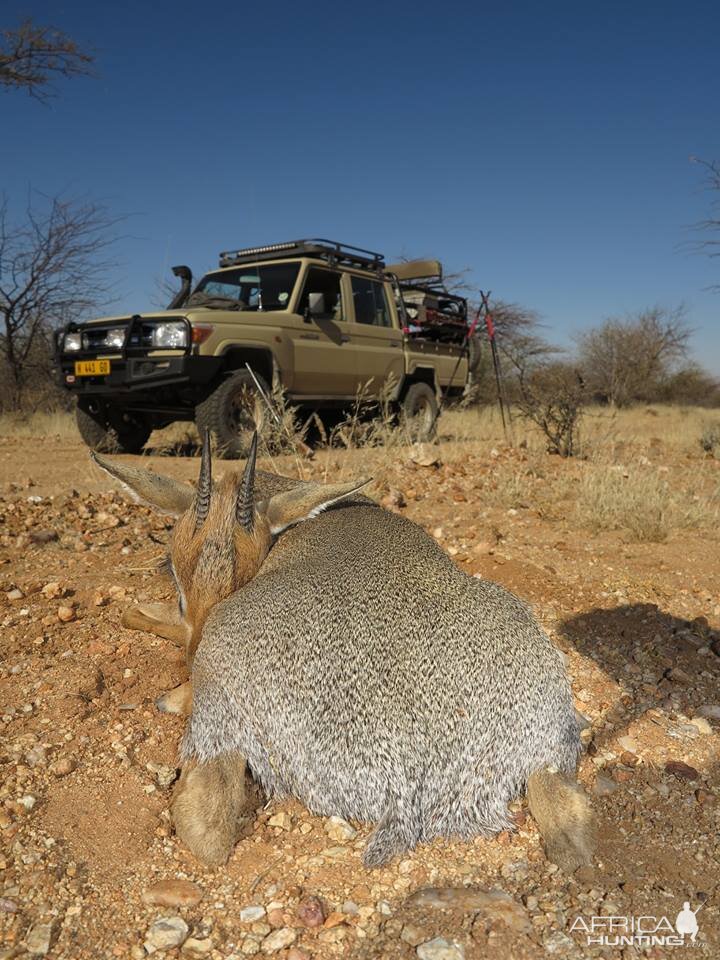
[4,0,720,370]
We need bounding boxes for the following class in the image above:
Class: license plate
[74,360,110,376]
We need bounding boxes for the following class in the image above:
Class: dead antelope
[94,434,595,872]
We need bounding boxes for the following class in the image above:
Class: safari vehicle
[55,239,478,456]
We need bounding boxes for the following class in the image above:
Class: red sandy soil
[0,435,718,959]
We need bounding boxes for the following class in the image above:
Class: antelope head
[92,433,370,645]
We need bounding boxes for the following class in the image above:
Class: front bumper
[57,354,223,394]
[55,316,222,394]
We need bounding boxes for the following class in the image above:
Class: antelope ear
[263,478,371,536]
[90,452,195,516]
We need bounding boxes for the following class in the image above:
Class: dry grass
[328,377,419,450]
[579,404,712,461]
[1,402,712,455]
[0,409,78,439]
[2,403,719,545]
[575,464,718,541]
[441,403,713,459]
[467,456,561,513]
[147,421,200,454]
[438,405,720,540]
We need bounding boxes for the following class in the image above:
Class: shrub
[515,362,585,457]
[700,421,720,458]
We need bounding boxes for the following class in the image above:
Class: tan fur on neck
[171,474,272,664]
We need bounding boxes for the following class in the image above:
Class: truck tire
[401,382,438,442]
[195,370,266,459]
[76,400,151,454]
[467,335,483,374]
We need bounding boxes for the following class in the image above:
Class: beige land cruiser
[56,239,478,456]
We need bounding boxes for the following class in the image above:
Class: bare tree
[0,194,119,408]
[489,301,557,374]
[151,273,182,309]
[0,19,93,100]
[691,157,720,274]
[575,306,692,407]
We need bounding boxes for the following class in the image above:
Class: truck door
[288,266,356,396]
[346,276,405,396]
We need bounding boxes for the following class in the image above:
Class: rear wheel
[195,370,267,459]
[467,335,483,374]
[76,400,152,454]
[401,382,438,442]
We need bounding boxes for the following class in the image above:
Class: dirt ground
[1,412,719,959]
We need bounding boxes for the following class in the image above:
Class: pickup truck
[55,239,477,456]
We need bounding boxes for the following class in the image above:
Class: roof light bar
[219,241,298,264]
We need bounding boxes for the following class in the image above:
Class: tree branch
[0,19,93,101]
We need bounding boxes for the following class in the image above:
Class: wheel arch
[216,346,276,390]
[398,365,439,401]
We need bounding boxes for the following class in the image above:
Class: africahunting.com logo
[570,899,706,948]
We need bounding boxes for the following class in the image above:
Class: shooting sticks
[479,290,512,442]
[433,303,482,429]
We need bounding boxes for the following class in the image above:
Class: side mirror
[306,292,325,318]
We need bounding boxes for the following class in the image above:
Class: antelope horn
[195,429,212,528]
[236,431,258,531]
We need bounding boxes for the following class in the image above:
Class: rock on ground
[142,879,203,908]
[416,937,465,960]
[144,916,189,952]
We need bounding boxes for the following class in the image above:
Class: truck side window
[297,268,343,320]
[351,277,391,327]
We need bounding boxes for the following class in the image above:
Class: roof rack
[218,238,386,271]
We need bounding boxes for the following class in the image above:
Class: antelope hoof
[156,681,193,715]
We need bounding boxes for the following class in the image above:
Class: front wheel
[195,370,267,459]
[76,400,152,454]
[401,382,439,442]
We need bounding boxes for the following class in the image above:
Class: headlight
[104,326,126,349]
[64,332,82,351]
[152,321,188,348]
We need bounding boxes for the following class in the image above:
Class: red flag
[485,312,495,340]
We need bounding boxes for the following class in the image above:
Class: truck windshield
[189,262,300,311]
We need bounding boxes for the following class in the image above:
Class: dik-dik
[94,435,594,872]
